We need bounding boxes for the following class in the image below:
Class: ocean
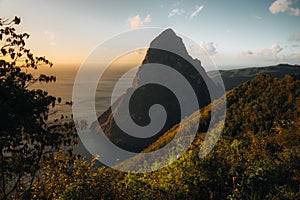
[29,65,137,161]
[30,65,137,121]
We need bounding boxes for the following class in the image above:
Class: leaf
[13,16,21,25]
[11,53,15,60]
[1,48,7,56]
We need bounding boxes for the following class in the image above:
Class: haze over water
[30,65,137,122]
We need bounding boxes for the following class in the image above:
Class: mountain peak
[157,28,177,38]
[94,28,218,155]
[149,28,189,58]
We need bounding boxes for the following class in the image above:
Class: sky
[1,0,300,69]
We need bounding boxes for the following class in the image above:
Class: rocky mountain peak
[94,29,219,155]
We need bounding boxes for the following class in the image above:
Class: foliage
[0,17,76,199]
[31,152,112,200]
[224,74,300,137]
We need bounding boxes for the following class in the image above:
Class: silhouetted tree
[0,16,76,199]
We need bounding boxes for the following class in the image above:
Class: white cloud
[44,31,56,46]
[259,44,283,58]
[269,0,300,16]
[127,15,151,29]
[144,14,151,23]
[190,5,204,19]
[187,42,218,59]
[199,41,217,55]
[168,8,184,18]
[128,15,143,29]
[238,44,284,61]
[238,50,254,57]
[289,32,300,41]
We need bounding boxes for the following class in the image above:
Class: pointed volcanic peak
[149,28,189,58]
[93,28,220,158]
[142,28,201,68]
[134,28,208,89]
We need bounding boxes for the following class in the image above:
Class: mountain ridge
[208,63,300,90]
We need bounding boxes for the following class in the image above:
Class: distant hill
[208,63,300,90]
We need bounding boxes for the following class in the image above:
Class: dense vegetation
[0,17,76,199]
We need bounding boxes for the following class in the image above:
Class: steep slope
[112,73,300,200]
[92,29,220,153]
[117,73,300,170]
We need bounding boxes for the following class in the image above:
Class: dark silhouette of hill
[92,29,221,153]
[208,63,300,90]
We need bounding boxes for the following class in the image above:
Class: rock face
[93,29,220,152]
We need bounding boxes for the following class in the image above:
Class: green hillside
[111,73,300,199]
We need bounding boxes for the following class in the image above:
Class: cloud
[238,44,300,65]
[44,31,56,46]
[128,15,143,29]
[238,50,254,57]
[168,8,184,18]
[238,44,284,61]
[289,32,300,42]
[190,5,204,19]
[199,41,217,55]
[259,44,283,58]
[187,42,218,58]
[127,15,151,29]
[144,14,151,23]
[269,0,300,16]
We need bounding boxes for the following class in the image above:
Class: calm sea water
[30,65,137,121]
[29,65,137,161]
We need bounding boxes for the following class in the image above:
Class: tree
[0,16,76,199]
[31,152,116,200]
